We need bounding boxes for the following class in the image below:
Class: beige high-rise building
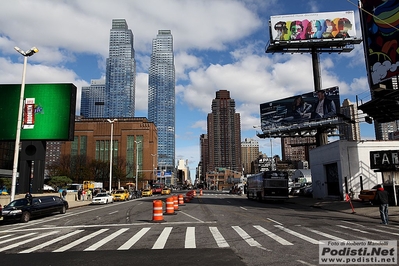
[241,138,259,175]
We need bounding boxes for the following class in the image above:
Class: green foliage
[0,178,11,190]
[47,176,73,189]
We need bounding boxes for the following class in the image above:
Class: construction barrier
[200,189,203,196]
[193,190,196,196]
[173,195,179,211]
[152,200,164,222]
[184,195,191,203]
[164,196,176,215]
[178,194,185,206]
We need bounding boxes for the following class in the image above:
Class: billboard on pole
[260,87,340,132]
[270,10,357,44]
[359,0,399,86]
[0,83,76,141]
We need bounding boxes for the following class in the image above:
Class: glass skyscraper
[105,19,136,118]
[81,79,105,118]
[148,30,175,170]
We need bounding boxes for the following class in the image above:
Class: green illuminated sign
[0,83,76,141]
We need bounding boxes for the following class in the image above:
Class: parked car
[112,189,130,201]
[142,189,153,197]
[91,192,113,204]
[0,196,68,223]
[359,185,378,201]
[161,187,171,195]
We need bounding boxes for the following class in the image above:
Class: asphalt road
[0,191,398,266]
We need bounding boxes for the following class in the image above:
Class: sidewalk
[289,196,399,224]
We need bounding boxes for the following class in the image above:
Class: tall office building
[339,99,361,141]
[241,138,259,175]
[148,30,175,170]
[199,134,209,182]
[81,79,106,118]
[105,19,136,118]
[207,90,241,172]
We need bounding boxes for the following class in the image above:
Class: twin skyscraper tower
[81,19,175,171]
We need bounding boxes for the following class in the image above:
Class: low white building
[292,169,312,184]
[309,140,399,200]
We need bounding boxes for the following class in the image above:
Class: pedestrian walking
[373,184,389,225]
[25,191,32,204]
[87,189,92,200]
[82,189,86,201]
[77,188,82,201]
[62,189,67,200]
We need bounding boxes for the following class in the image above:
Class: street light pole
[107,119,117,192]
[135,140,141,191]
[11,46,39,201]
[270,138,274,171]
[151,154,157,183]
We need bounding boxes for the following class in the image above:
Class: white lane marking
[53,229,108,252]
[118,227,151,250]
[179,211,205,223]
[240,206,248,210]
[108,211,118,215]
[0,234,12,240]
[209,227,229,248]
[368,227,399,236]
[185,227,196,248]
[152,227,172,249]
[336,225,371,234]
[0,231,58,252]
[274,225,319,244]
[253,225,293,245]
[267,218,283,225]
[84,228,129,251]
[303,227,345,241]
[296,260,317,266]
[0,232,37,244]
[20,230,84,253]
[232,226,263,248]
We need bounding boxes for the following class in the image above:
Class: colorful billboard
[0,83,76,141]
[360,0,399,85]
[260,87,340,132]
[270,11,357,43]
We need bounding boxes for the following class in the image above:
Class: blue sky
[0,0,374,178]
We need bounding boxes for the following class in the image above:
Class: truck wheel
[20,211,31,223]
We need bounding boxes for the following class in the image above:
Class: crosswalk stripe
[118,227,151,250]
[0,234,13,240]
[274,225,319,244]
[0,232,37,245]
[53,229,108,252]
[232,226,262,248]
[152,227,173,249]
[20,230,84,253]
[185,227,196,248]
[253,225,293,245]
[209,227,229,248]
[0,231,58,252]
[84,228,130,251]
[303,227,345,241]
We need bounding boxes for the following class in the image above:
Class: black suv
[0,196,68,223]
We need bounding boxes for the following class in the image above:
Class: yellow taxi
[141,188,153,197]
[161,187,171,195]
[112,189,130,201]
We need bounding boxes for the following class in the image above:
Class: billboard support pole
[312,47,328,147]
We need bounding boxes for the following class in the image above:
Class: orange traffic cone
[164,196,176,215]
[152,200,164,222]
